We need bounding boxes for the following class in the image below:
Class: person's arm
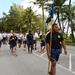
[46,33,51,59]
[16,36,18,44]
[9,36,13,41]
[26,34,29,43]
[61,41,67,55]
[46,43,51,59]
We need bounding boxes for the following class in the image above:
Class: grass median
[65,40,75,46]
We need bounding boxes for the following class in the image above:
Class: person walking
[0,33,3,50]
[9,32,18,56]
[17,32,23,48]
[27,30,33,54]
[46,23,67,75]
[33,32,38,50]
[40,32,46,53]
[23,33,27,51]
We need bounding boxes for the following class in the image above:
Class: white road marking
[33,52,48,61]
[68,53,75,56]
[33,49,40,53]
[33,52,75,75]
[69,54,72,71]
[40,52,46,57]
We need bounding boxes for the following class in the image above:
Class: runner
[23,33,27,51]
[46,23,67,75]
[9,30,13,50]
[9,32,18,56]
[33,32,38,50]
[40,32,46,53]
[2,32,7,44]
[0,33,3,50]
[17,32,23,48]
[27,30,33,54]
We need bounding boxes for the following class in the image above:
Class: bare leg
[28,45,30,53]
[31,45,33,54]
[23,44,26,51]
[51,61,56,75]
[13,46,17,56]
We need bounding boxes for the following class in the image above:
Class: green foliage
[65,40,75,46]
[0,3,42,33]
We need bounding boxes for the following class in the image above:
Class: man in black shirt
[46,23,67,75]
[27,30,33,54]
[9,32,18,56]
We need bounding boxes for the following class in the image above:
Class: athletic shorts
[18,39,22,43]
[3,37,6,41]
[0,41,2,47]
[41,40,45,47]
[23,40,27,44]
[50,48,61,61]
[11,43,17,48]
[27,40,33,46]
[33,40,36,44]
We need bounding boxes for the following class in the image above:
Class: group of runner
[0,23,68,75]
[0,30,46,56]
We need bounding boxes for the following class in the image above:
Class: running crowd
[0,23,67,75]
[0,30,46,56]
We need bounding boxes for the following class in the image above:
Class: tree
[0,3,43,33]
[69,0,75,42]
[54,0,67,29]
[31,0,48,32]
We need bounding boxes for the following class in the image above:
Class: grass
[65,40,75,46]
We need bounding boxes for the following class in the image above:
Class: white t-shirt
[33,33,38,40]
[22,35,26,41]
[18,34,23,40]
[2,33,7,37]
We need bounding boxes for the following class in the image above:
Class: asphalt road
[0,42,75,75]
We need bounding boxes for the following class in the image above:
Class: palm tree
[54,0,67,30]
[69,0,75,42]
[30,0,48,32]
[24,7,38,30]
[43,0,67,31]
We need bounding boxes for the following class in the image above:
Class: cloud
[20,0,48,15]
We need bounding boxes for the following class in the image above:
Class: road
[0,42,75,75]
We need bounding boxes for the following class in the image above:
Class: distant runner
[9,32,18,56]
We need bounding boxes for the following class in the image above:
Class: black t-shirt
[27,34,33,41]
[46,32,63,49]
[9,35,18,44]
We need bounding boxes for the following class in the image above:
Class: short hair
[52,23,58,26]
[29,30,32,33]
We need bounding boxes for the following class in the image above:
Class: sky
[0,0,75,18]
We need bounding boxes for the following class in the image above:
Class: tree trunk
[66,20,69,39]
[69,0,75,42]
[42,5,44,32]
[57,10,61,30]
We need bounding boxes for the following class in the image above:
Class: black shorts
[11,43,17,48]
[33,40,36,44]
[23,40,27,44]
[41,40,45,47]
[18,39,22,43]
[0,41,2,47]
[3,37,6,41]
[27,40,33,46]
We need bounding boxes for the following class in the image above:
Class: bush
[65,40,75,46]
